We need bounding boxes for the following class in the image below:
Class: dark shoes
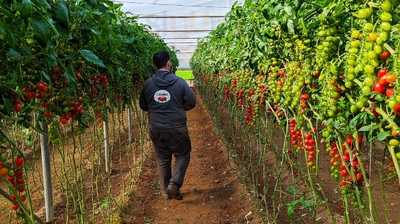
[167,183,183,200]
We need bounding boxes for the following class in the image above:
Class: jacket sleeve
[182,80,196,111]
[139,87,149,111]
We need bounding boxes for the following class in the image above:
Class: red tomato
[373,83,386,94]
[386,88,395,97]
[380,50,391,61]
[14,100,22,113]
[345,135,353,146]
[340,169,349,177]
[393,103,400,115]
[15,156,24,167]
[301,93,310,101]
[377,68,389,78]
[11,204,19,211]
[36,81,49,93]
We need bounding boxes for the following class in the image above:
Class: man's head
[153,51,172,71]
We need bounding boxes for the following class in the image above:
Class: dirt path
[121,98,262,224]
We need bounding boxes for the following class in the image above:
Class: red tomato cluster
[236,89,245,109]
[304,132,316,167]
[3,156,26,211]
[373,68,396,95]
[338,136,364,188]
[244,105,255,125]
[90,73,110,98]
[59,100,85,126]
[289,119,302,147]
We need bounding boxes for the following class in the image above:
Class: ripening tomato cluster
[338,136,364,189]
[0,156,26,211]
[329,142,341,179]
[289,119,302,147]
[373,66,396,96]
[304,132,316,167]
[300,93,309,111]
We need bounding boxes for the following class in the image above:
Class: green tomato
[355,65,364,73]
[396,95,400,102]
[374,45,383,54]
[345,81,353,88]
[351,40,361,48]
[349,47,358,54]
[380,12,392,22]
[379,32,389,42]
[347,67,355,75]
[354,8,373,19]
[389,138,400,146]
[367,51,376,60]
[382,0,392,12]
[347,59,356,66]
[364,77,374,86]
[364,64,375,75]
[371,59,379,68]
[351,105,358,113]
[351,30,362,39]
[389,99,397,109]
[381,22,392,32]
[364,23,374,32]
[361,86,371,95]
[356,101,365,109]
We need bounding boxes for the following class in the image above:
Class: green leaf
[32,19,51,42]
[20,0,33,16]
[35,0,51,9]
[377,131,390,141]
[6,49,22,61]
[55,0,69,25]
[79,49,106,67]
[64,65,77,87]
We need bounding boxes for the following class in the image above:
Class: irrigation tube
[39,121,54,223]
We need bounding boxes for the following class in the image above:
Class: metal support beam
[140,15,225,19]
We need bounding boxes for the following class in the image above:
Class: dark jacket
[139,70,196,129]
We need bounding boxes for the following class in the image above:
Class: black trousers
[150,127,191,192]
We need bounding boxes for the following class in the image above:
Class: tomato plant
[192,0,400,222]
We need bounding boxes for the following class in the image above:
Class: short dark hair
[153,51,170,69]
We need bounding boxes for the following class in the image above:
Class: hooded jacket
[139,69,196,129]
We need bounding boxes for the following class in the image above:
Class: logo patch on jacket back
[153,90,171,103]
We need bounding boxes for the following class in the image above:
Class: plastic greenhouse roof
[114,0,243,68]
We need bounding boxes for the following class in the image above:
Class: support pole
[128,107,132,144]
[39,122,54,223]
[103,119,110,173]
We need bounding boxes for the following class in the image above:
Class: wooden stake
[103,119,110,173]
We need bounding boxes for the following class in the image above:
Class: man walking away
[139,51,196,200]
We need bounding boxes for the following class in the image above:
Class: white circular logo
[154,90,171,103]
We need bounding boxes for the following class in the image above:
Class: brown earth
[121,98,263,224]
